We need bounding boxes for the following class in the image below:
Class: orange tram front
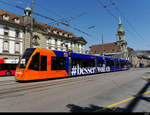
[15,48,69,81]
[15,48,130,81]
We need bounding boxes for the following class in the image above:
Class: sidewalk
[142,72,150,81]
[0,76,15,81]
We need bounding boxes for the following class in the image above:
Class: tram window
[72,59,95,68]
[116,61,120,68]
[28,53,40,71]
[51,57,66,70]
[120,62,126,67]
[0,64,17,70]
[0,64,5,70]
[106,60,115,68]
[7,64,17,70]
[98,60,104,67]
[18,48,36,69]
[41,56,47,71]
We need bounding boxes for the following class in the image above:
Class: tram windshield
[18,48,36,69]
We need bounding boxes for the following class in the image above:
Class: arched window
[32,35,40,46]
[15,43,20,53]
[3,41,9,51]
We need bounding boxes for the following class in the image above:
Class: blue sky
[0,0,150,51]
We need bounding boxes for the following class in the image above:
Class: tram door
[40,55,47,71]
[39,51,49,79]
[27,52,48,80]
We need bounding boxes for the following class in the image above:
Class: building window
[3,41,9,51]
[15,43,20,53]
[32,35,40,46]
[119,36,122,41]
[59,32,63,36]
[4,27,9,36]
[15,30,20,38]
[47,28,51,33]
[4,32,8,36]
[55,39,57,45]
[69,35,72,38]
[47,37,51,43]
[53,30,57,34]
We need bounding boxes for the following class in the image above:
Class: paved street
[0,68,150,112]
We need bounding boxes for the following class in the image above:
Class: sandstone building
[0,7,87,60]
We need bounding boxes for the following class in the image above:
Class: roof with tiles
[0,9,77,38]
[0,9,23,25]
[35,22,76,38]
[89,42,121,54]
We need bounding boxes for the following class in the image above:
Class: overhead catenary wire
[49,12,87,26]
[111,1,148,42]
[96,0,150,49]
[96,0,118,21]
[33,2,92,37]
[111,1,150,49]
[33,2,87,27]
[0,0,99,49]
[0,0,92,37]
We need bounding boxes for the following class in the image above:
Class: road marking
[143,90,150,95]
[94,90,150,112]
[102,97,136,110]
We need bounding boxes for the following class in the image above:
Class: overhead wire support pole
[30,0,34,48]
[101,32,104,56]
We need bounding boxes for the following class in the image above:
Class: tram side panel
[70,53,97,76]
[52,50,69,78]
[105,57,116,72]
[114,58,121,71]
[96,56,109,73]
[120,59,128,71]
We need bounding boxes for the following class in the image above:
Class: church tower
[116,16,128,59]
[23,6,34,50]
[117,16,125,42]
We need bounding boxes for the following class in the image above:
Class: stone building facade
[129,50,150,67]
[0,9,24,60]
[0,7,87,60]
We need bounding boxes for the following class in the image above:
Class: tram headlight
[15,71,24,75]
[15,75,19,77]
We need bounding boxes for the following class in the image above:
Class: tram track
[0,69,133,99]
[0,80,17,87]
[0,73,107,98]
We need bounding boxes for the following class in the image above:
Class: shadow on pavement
[66,104,126,112]
[124,81,150,112]
[66,80,150,112]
